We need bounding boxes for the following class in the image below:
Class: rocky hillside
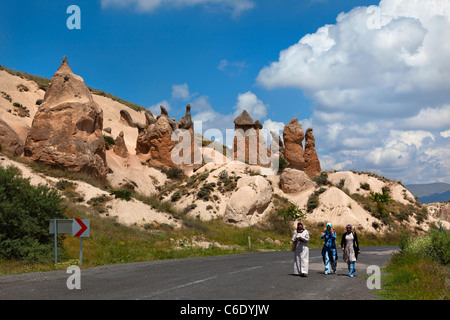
[1,57,448,235]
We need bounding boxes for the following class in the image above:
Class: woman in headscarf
[321,222,337,274]
[291,221,310,277]
[341,224,361,277]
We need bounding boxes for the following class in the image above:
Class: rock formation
[280,168,314,193]
[282,118,321,179]
[233,110,270,166]
[178,104,193,130]
[113,131,129,158]
[223,176,272,227]
[0,120,24,156]
[120,109,135,127]
[136,105,200,169]
[145,110,156,125]
[303,128,321,178]
[283,118,305,168]
[24,56,107,182]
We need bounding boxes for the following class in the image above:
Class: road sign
[49,219,90,264]
[72,219,90,237]
[49,219,73,234]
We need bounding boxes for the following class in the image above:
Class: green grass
[376,229,450,300]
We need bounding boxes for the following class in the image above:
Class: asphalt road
[0,246,397,301]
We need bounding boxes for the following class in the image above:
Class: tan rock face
[283,118,305,168]
[24,57,107,182]
[303,128,321,178]
[113,131,129,158]
[282,118,322,179]
[149,115,178,167]
[136,105,201,169]
[280,168,314,193]
[223,175,272,227]
[0,120,24,156]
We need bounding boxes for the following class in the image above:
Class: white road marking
[140,265,265,299]
[140,276,218,299]
[229,266,263,274]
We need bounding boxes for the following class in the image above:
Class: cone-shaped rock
[303,128,321,178]
[24,56,107,182]
[234,110,255,129]
[283,118,305,168]
[178,104,193,130]
[113,131,129,158]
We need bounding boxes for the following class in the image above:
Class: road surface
[0,246,396,301]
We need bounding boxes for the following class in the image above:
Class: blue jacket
[321,230,337,248]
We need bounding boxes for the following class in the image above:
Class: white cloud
[218,59,249,76]
[401,104,450,130]
[441,129,450,138]
[233,91,269,121]
[147,99,171,114]
[263,119,285,135]
[171,83,191,101]
[320,155,353,172]
[190,95,234,135]
[386,130,434,149]
[256,0,450,183]
[365,142,416,169]
[257,1,450,116]
[101,0,255,17]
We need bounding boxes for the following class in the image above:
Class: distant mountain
[405,183,450,203]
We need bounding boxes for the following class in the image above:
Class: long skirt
[294,243,309,275]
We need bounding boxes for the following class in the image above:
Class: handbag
[291,240,297,252]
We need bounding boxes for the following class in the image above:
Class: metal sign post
[54,219,57,265]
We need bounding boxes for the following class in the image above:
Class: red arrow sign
[74,219,88,237]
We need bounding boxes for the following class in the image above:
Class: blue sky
[1,0,449,184]
[0,0,378,121]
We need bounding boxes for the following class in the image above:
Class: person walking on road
[341,224,361,277]
[291,221,310,277]
[321,222,337,275]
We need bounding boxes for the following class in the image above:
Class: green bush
[306,192,319,213]
[360,182,370,190]
[402,229,450,266]
[277,156,289,174]
[56,179,75,191]
[277,203,305,224]
[197,183,216,201]
[171,191,181,202]
[110,189,132,201]
[380,229,450,299]
[313,172,330,186]
[164,167,185,180]
[103,135,116,150]
[0,166,67,262]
